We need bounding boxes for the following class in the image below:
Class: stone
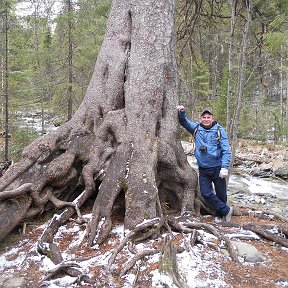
[272,161,288,179]
[2,277,27,288]
[231,241,266,263]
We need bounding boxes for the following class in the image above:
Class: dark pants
[199,166,229,216]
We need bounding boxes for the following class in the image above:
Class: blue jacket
[178,111,231,169]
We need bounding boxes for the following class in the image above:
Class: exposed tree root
[14,207,288,286]
[242,223,288,248]
[41,261,81,282]
[120,247,160,277]
[107,217,164,271]
[166,216,239,262]
[159,235,189,288]
[40,263,99,287]
[73,210,288,284]
[0,183,34,200]
[243,207,288,222]
[36,188,95,283]
[106,214,255,281]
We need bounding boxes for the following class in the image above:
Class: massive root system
[0,0,198,249]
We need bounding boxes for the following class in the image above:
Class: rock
[260,198,266,204]
[250,166,272,177]
[272,161,288,179]
[1,277,27,288]
[259,162,273,171]
[248,195,266,205]
[181,141,194,155]
[231,241,266,263]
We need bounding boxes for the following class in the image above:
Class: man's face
[200,113,214,128]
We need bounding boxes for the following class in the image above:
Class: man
[177,105,233,223]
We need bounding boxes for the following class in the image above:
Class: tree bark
[0,0,198,244]
[66,0,73,121]
[226,0,236,136]
[4,1,9,162]
[230,0,252,166]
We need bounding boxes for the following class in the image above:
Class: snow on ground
[1,142,286,287]
[0,214,234,288]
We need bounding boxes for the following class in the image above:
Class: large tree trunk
[0,0,198,244]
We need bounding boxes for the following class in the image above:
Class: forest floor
[0,206,287,288]
[212,213,288,288]
[0,140,287,288]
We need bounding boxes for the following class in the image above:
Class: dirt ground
[0,140,287,287]
[0,205,287,288]
[208,213,288,288]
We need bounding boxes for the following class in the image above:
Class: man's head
[200,109,214,128]
[201,109,213,117]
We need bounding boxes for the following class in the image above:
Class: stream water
[229,172,288,216]
[17,111,59,135]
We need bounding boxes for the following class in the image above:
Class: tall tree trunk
[33,1,45,136]
[226,0,236,136]
[1,57,3,125]
[67,0,73,120]
[4,1,9,162]
[0,0,198,244]
[230,0,252,166]
[280,47,284,142]
[286,67,288,140]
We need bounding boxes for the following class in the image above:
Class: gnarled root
[159,235,189,288]
[167,215,239,262]
[120,246,160,277]
[37,188,95,282]
[107,217,164,271]
[40,261,81,282]
[242,223,288,248]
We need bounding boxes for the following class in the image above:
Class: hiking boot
[225,206,233,223]
[214,216,223,224]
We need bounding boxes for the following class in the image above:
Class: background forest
[0,0,288,163]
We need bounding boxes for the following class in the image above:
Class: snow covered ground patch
[0,215,230,288]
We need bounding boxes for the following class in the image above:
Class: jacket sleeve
[178,111,198,134]
[219,126,231,168]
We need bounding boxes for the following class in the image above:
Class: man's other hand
[219,168,229,178]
